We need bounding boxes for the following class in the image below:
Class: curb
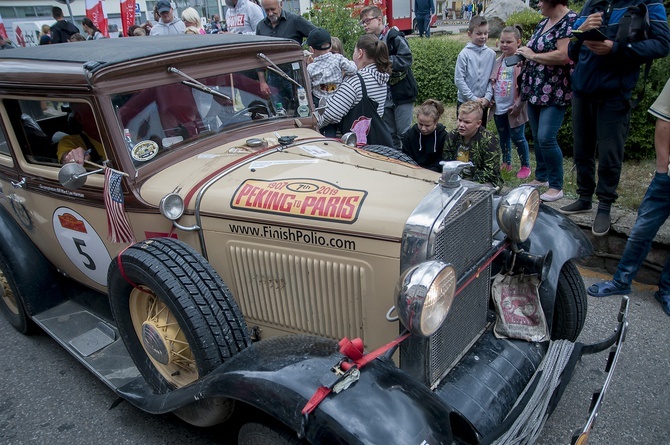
[542,200,669,286]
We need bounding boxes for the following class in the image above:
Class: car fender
[117,335,454,444]
[0,204,63,315]
[527,204,592,296]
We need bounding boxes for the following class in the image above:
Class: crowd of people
[8,1,669,312]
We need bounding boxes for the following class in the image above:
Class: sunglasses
[359,16,380,26]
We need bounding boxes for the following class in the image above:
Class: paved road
[1,268,668,445]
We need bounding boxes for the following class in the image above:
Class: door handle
[11,177,25,189]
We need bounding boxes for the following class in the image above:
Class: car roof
[0,35,299,89]
[0,35,293,68]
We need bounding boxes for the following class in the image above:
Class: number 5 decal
[52,207,111,285]
[73,237,96,271]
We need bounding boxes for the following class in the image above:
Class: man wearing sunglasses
[359,6,418,151]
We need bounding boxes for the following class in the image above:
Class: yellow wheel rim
[129,285,199,387]
[0,270,19,316]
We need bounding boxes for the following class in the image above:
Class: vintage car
[0,36,627,444]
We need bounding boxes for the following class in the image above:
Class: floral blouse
[520,11,577,107]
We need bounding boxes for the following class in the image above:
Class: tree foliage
[304,0,364,58]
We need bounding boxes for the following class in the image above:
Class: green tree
[305,0,364,57]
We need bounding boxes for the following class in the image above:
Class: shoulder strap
[356,73,368,99]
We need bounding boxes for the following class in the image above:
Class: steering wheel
[217,101,270,130]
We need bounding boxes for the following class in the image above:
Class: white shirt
[225,0,264,35]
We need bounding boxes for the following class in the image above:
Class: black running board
[32,300,141,391]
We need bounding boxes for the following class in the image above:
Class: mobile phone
[504,54,525,67]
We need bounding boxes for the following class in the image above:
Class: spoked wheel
[108,238,251,425]
[0,254,34,334]
[128,285,200,387]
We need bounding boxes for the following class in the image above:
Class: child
[454,16,496,127]
[330,36,344,55]
[489,25,531,179]
[401,99,447,172]
[306,28,357,137]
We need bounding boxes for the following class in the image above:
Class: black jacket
[51,20,80,44]
[401,123,446,172]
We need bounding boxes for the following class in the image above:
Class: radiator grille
[401,189,493,387]
[229,246,365,340]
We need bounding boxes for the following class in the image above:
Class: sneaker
[540,189,564,202]
[526,179,549,187]
[559,199,592,215]
[501,163,513,172]
[516,166,531,179]
[592,210,610,236]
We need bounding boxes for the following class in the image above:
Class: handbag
[340,73,393,147]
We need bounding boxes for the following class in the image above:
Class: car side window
[3,99,105,167]
[0,122,9,156]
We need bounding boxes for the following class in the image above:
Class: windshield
[112,60,308,167]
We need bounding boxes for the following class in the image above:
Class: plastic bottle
[123,128,134,151]
[297,87,310,117]
[275,103,287,117]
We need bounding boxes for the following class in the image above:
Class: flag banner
[104,167,135,243]
[120,0,136,36]
[0,13,8,39]
[86,0,110,38]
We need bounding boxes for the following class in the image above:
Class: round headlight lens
[159,193,184,221]
[496,186,540,243]
[395,261,457,337]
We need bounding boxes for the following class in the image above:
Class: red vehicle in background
[357,0,438,34]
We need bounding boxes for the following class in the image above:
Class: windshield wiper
[167,66,231,101]
[256,53,302,88]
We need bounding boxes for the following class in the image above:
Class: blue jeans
[416,14,431,37]
[613,172,670,295]
[494,113,530,167]
[527,103,565,190]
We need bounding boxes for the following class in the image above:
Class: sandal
[654,292,670,317]
[587,280,631,298]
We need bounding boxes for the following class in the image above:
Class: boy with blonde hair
[455,16,495,126]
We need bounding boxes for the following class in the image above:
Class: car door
[0,96,114,291]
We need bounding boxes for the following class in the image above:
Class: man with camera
[561,0,670,236]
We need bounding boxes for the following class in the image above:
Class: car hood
[139,129,441,239]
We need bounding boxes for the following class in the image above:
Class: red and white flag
[86,0,110,38]
[0,13,8,39]
[120,0,136,37]
[104,167,135,243]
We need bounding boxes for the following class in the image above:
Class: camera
[504,54,526,67]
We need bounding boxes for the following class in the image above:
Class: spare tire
[360,144,419,165]
[108,238,250,392]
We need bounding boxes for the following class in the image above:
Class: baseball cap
[156,0,172,13]
[307,28,332,51]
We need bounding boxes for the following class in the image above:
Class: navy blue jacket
[569,0,670,100]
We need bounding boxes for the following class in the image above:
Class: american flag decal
[104,167,135,243]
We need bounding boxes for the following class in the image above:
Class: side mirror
[58,163,103,190]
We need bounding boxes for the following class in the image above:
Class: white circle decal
[52,207,111,286]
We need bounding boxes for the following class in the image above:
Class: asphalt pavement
[1,268,668,445]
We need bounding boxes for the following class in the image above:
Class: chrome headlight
[496,186,540,243]
[159,193,184,220]
[395,261,457,337]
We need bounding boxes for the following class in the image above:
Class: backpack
[589,0,653,106]
[615,3,650,44]
[617,3,653,107]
